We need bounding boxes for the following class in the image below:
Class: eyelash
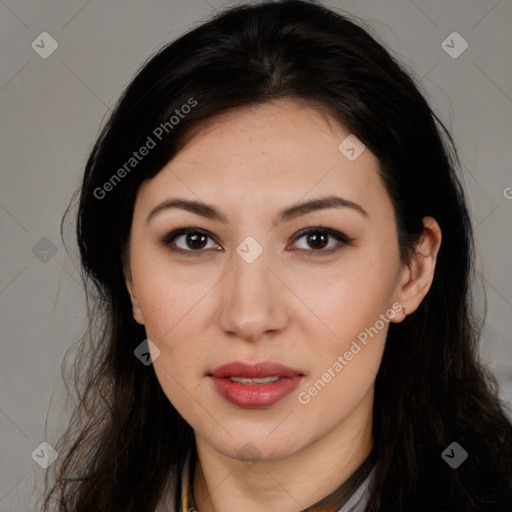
[159,227,355,258]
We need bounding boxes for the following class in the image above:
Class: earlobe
[131,305,145,326]
[125,272,145,326]
[391,216,442,322]
[129,291,145,326]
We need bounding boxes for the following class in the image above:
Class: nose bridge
[218,241,288,341]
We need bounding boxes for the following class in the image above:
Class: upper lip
[209,361,305,378]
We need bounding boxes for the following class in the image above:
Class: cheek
[304,284,389,384]
[290,252,399,338]
[131,261,213,382]
[131,247,192,331]
[286,249,399,393]
[296,337,384,438]
[296,278,391,417]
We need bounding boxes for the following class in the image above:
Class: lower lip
[210,376,303,408]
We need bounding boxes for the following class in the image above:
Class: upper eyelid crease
[146,195,368,226]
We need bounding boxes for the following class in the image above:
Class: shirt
[179,452,375,512]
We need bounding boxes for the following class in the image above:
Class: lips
[208,361,305,408]
[210,361,303,379]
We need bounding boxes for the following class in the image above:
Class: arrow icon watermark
[338,134,365,161]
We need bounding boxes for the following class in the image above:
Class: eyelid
[159,226,355,257]
[159,227,221,256]
[291,226,354,246]
[289,227,355,257]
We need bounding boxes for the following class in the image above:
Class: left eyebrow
[146,194,368,226]
[274,195,368,225]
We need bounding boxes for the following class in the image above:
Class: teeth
[229,376,280,384]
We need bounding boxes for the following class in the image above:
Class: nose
[217,247,290,343]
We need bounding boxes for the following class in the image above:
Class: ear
[124,263,145,326]
[391,216,442,323]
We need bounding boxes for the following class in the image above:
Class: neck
[192,388,374,512]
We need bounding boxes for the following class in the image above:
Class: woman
[42,1,512,511]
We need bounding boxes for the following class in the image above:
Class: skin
[125,99,442,512]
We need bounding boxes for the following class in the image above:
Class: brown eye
[291,227,354,257]
[160,229,221,255]
[185,232,208,250]
[160,226,354,258]
[305,232,328,250]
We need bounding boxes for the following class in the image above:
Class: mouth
[208,361,305,408]
[227,376,281,384]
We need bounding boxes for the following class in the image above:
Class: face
[125,99,410,461]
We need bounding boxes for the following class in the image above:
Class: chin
[208,426,309,463]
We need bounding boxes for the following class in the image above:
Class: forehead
[136,99,392,222]
[174,99,364,174]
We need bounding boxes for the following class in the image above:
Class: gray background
[1,0,511,510]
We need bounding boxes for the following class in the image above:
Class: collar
[180,453,375,512]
